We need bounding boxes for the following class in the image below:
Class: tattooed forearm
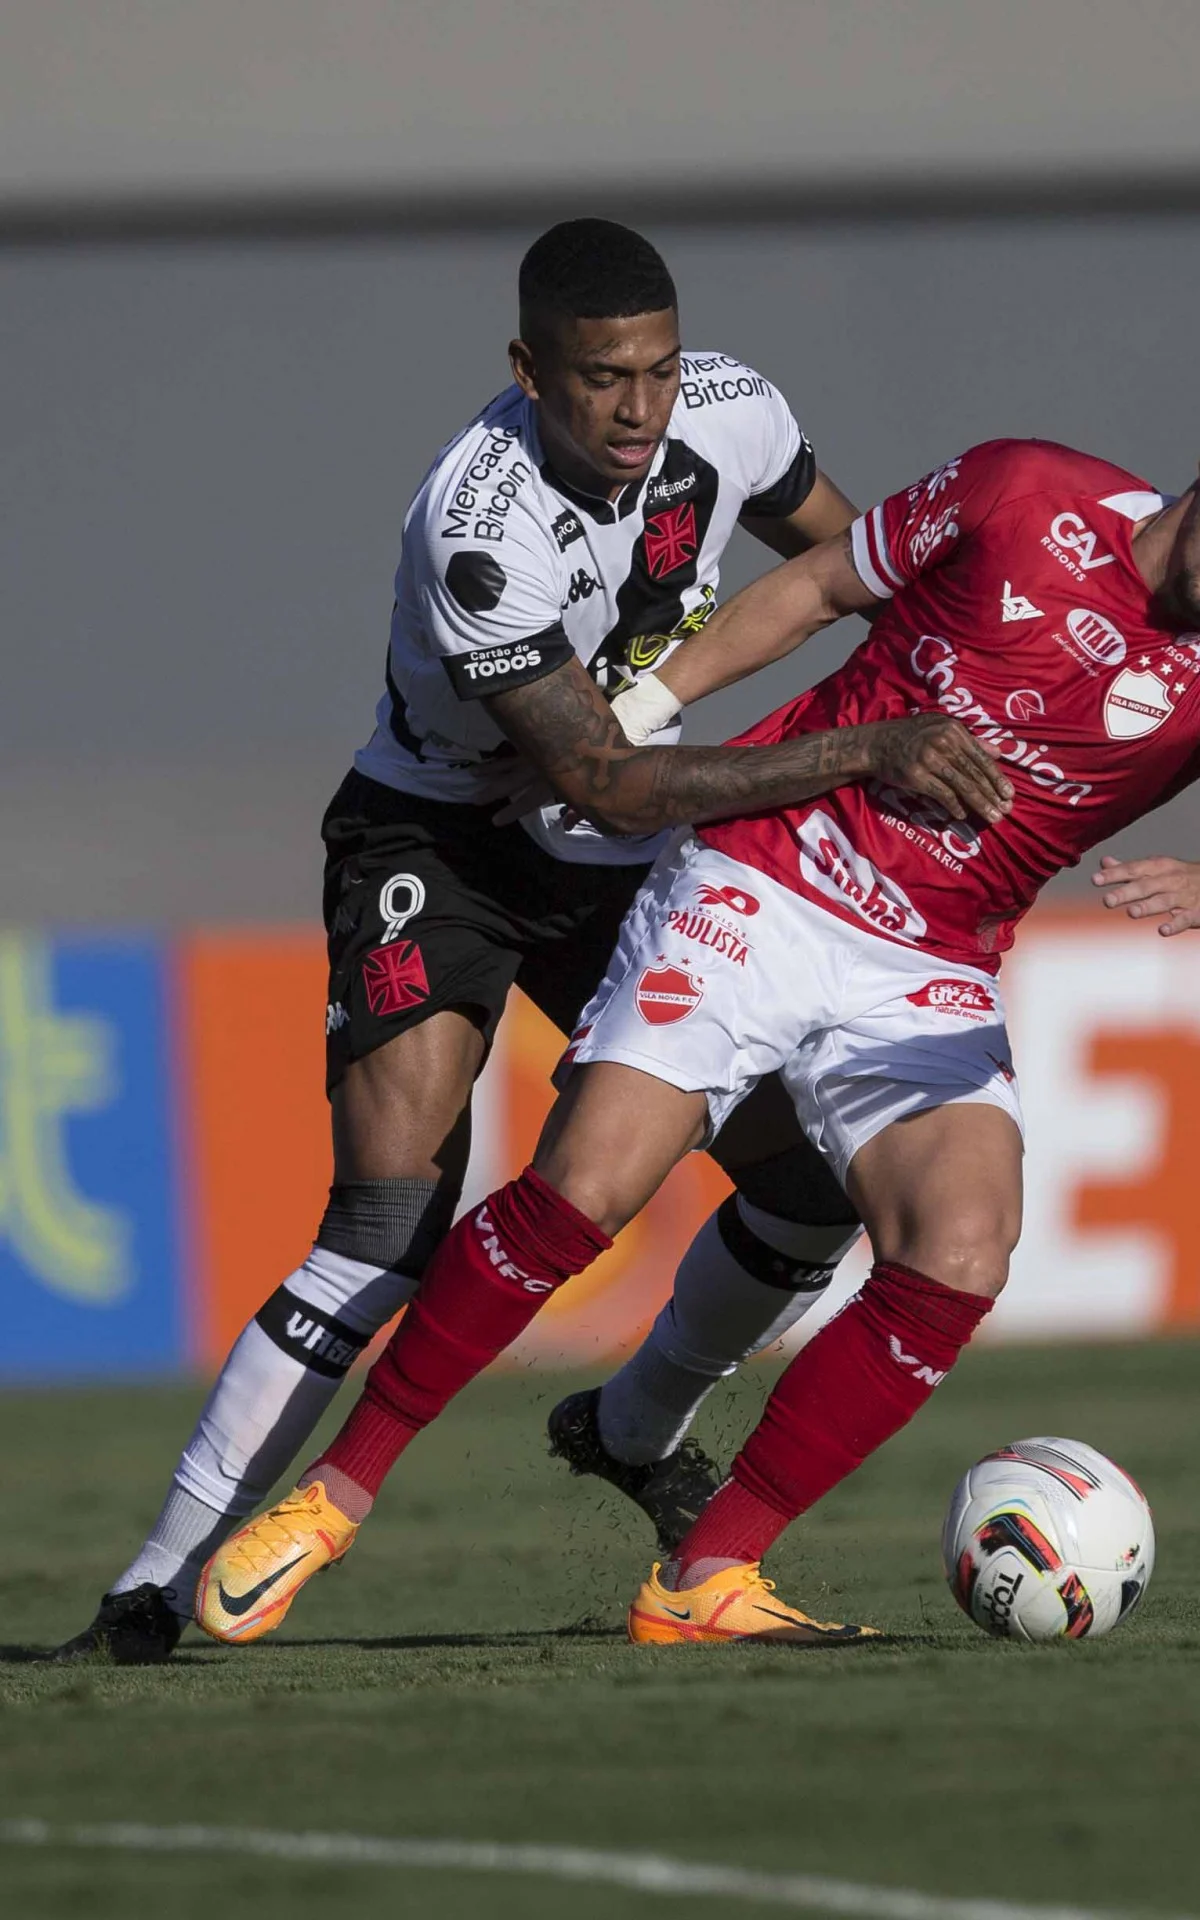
[486,656,877,836]
[487,658,1015,835]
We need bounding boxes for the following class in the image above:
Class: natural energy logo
[0,937,130,1305]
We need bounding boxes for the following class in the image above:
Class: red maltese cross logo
[362,941,429,1017]
[644,503,698,579]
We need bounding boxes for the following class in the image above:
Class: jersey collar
[537,430,668,525]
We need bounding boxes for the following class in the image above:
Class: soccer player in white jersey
[56,220,1006,1662]
[197,434,1200,1647]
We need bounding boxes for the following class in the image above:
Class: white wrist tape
[609,673,683,747]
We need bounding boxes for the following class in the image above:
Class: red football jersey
[702,439,1200,970]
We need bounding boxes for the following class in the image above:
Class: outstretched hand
[864,714,1014,825]
[1092,853,1200,935]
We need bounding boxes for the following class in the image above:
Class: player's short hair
[518,219,677,346]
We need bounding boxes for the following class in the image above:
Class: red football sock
[307,1167,611,1503]
[673,1261,993,1573]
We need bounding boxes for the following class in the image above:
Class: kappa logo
[644,503,698,579]
[362,942,429,1017]
[1104,667,1177,740]
[906,978,997,1022]
[694,882,760,916]
[1042,513,1115,581]
[1001,582,1043,623]
[325,1001,350,1036]
[565,568,600,605]
[888,1334,947,1387]
[635,960,704,1025]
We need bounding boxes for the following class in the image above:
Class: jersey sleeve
[678,353,816,518]
[414,498,574,703]
[850,441,1019,599]
[737,374,817,518]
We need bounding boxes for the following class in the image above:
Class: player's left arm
[1092,852,1200,935]
[611,442,1008,743]
[613,527,879,738]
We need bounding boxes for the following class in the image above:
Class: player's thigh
[781,956,1025,1293]
[322,775,523,1179]
[554,844,823,1230]
[846,1102,1024,1297]
[534,1060,709,1239]
[332,1010,484,1182]
[515,857,650,1037]
[706,1074,858,1224]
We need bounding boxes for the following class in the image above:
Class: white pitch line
[0,1819,1191,1920]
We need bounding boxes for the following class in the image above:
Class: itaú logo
[909,636,1092,806]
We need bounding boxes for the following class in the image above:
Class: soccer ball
[942,1437,1154,1642]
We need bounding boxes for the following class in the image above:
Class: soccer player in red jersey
[199,436,1200,1645]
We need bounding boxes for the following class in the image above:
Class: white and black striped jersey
[355,351,817,864]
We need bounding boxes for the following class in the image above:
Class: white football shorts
[564,836,1024,1186]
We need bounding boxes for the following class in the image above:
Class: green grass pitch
[1,1338,1197,1919]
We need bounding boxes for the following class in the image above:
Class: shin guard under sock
[308,1169,611,1501]
[674,1261,993,1572]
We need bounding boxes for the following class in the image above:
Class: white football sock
[597,1200,863,1466]
[111,1247,416,1617]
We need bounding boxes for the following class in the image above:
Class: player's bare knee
[907,1202,1019,1299]
[529,1143,629,1239]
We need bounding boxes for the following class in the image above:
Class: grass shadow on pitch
[256,1624,913,1655]
[0,1643,236,1668]
[260,1623,629,1653]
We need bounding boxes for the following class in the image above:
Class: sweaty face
[512,310,681,497]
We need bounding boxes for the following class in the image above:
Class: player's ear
[509,338,540,400]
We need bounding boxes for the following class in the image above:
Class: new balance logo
[888,1333,947,1387]
[1001,582,1043,623]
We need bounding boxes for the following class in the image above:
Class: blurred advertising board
[0,909,1196,1381]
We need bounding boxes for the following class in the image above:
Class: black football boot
[547,1387,722,1552]
[50,1584,183,1665]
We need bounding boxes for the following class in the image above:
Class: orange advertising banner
[178,907,1200,1371]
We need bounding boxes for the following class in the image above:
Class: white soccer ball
[942,1437,1154,1642]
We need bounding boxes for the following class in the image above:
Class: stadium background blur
[3,0,1200,1380]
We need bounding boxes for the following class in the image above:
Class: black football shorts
[321,769,651,1094]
